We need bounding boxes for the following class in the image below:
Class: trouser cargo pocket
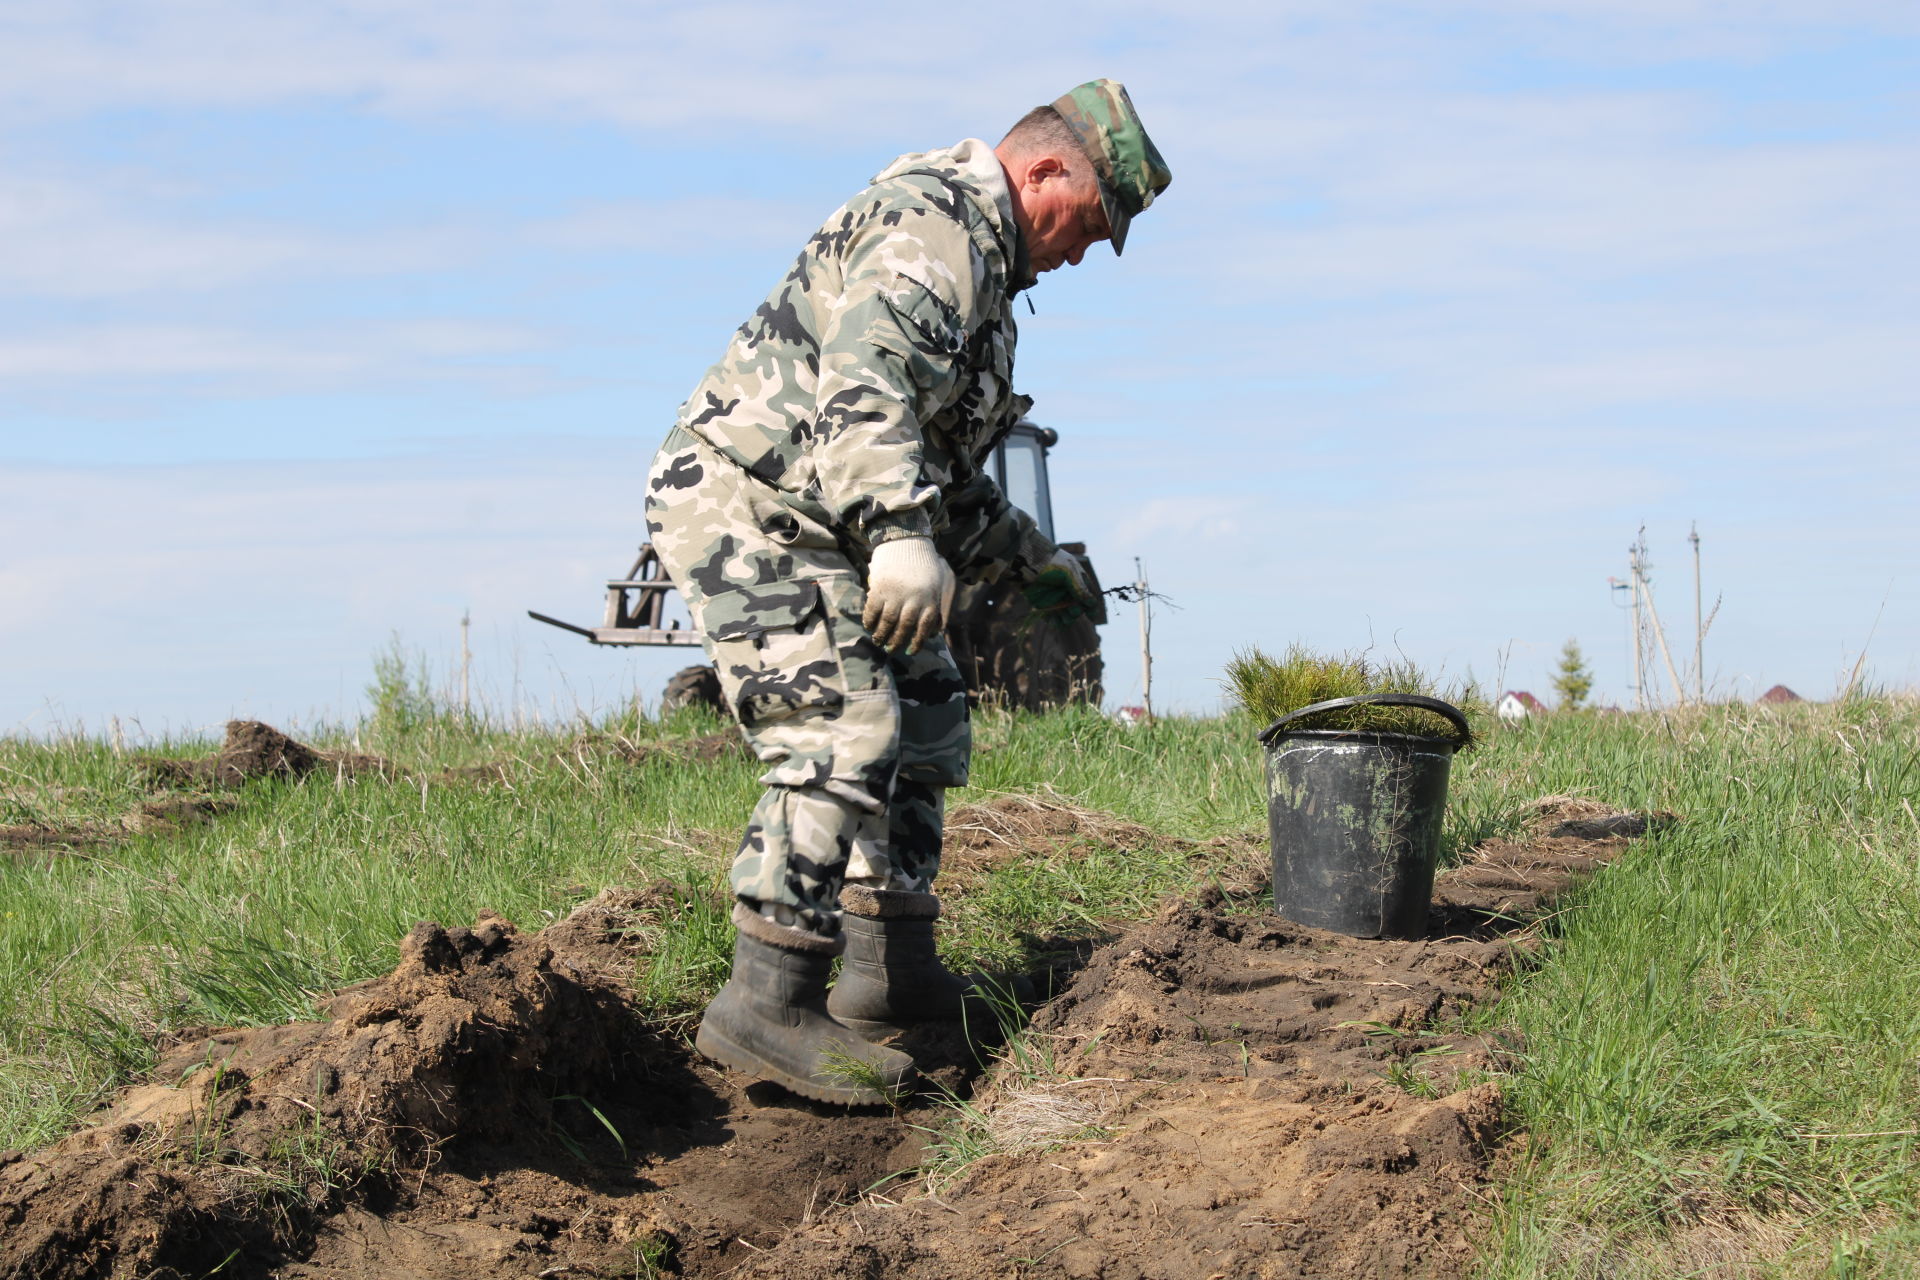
[694,578,901,810]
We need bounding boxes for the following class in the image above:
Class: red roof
[1758,684,1802,704]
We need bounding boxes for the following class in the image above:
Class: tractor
[529,420,1105,714]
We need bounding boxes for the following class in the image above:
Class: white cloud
[0,175,444,298]
[0,320,547,384]
[3,1,1912,129]
[0,170,803,301]
[0,446,689,733]
[530,197,802,252]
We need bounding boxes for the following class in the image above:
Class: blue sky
[3,1,1915,738]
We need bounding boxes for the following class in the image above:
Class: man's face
[1011,155,1112,274]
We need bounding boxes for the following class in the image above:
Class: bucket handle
[1256,693,1471,748]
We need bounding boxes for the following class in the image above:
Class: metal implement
[526,543,701,648]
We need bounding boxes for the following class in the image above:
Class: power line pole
[1627,540,1645,710]
[1135,558,1153,725]
[460,609,472,718]
[1610,576,1633,707]
[1689,523,1703,703]
[1638,564,1688,704]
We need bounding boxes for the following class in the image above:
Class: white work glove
[862,536,956,654]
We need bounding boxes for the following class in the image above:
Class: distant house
[1497,691,1546,721]
[1758,684,1803,705]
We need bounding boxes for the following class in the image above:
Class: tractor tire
[661,664,724,717]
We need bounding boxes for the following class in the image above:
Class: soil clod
[136,720,396,786]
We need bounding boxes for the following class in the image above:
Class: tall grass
[1469,698,1920,1277]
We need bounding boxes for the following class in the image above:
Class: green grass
[1466,698,1920,1278]
[6,688,1920,1278]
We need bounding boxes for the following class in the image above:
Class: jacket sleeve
[809,204,990,547]
[937,466,1059,584]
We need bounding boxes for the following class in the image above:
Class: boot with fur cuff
[695,904,916,1105]
[827,886,993,1038]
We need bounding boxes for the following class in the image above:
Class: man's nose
[1066,241,1088,267]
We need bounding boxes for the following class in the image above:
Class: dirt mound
[124,793,240,834]
[565,729,749,767]
[732,908,1513,1280]
[137,720,395,787]
[132,720,746,797]
[0,915,638,1277]
[941,794,1170,888]
[728,807,1660,1280]
[135,720,522,791]
[0,822,117,852]
[0,794,238,855]
[0,897,928,1280]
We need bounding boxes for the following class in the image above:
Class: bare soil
[1,794,238,856]
[0,801,1660,1280]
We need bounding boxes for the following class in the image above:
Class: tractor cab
[991,420,1057,543]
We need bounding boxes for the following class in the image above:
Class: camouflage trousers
[645,426,970,933]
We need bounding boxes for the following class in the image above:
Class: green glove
[1023,549,1099,622]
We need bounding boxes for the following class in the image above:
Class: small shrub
[365,635,438,739]
[1225,644,1482,742]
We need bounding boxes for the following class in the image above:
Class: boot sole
[694,1021,910,1107]
[831,1014,913,1039]
[831,1006,1001,1041]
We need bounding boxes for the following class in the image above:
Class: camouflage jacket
[673,139,1057,583]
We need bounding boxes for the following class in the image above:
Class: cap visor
[1098,182,1130,256]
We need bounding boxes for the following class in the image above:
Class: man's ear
[1021,153,1066,190]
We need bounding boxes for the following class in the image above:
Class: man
[644,79,1170,1104]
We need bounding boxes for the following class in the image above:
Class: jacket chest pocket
[697,580,845,729]
[952,324,1016,449]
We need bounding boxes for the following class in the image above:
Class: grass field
[3,690,1917,1276]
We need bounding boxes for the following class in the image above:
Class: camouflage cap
[1050,78,1172,255]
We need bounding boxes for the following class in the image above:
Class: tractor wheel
[661,665,724,716]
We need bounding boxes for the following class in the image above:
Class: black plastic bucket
[1257,694,1470,940]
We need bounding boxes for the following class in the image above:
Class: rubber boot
[694,904,916,1106]
[827,886,994,1038]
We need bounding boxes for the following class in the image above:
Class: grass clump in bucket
[1226,644,1483,743]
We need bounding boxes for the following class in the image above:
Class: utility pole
[1610,576,1634,707]
[1689,523,1703,703]
[1626,527,1686,706]
[1638,565,1688,705]
[1135,558,1153,724]
[460,610,472,718]
[1627,541,1645,710]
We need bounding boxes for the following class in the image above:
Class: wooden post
[1638,571,1688,705]
[1628,546,1644,710]
[460,610,472,718]
[1689,523,1703,703]
[1136,558,1153,724]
